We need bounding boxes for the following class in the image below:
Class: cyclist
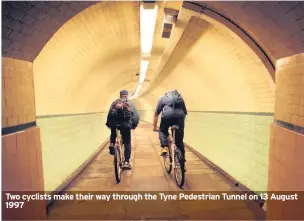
[106,90,139,169]
[153,89,187,162]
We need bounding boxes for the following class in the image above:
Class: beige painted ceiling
[33,2,140,115]
[33,1,275,114]
[3,1,303,115]
[136,6,275,113]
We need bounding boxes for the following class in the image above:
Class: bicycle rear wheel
[163,146,172,173]
[114,146,122,183]
[174,149,185,188]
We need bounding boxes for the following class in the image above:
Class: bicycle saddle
[171,125,179,130]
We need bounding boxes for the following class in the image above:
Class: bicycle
[156,125,185,188]
[113,128,124,183]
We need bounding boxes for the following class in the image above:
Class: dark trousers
[159,116,185,160]
[110,127,131,162]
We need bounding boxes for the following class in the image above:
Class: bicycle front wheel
[163,146,172,174]
[174,150,185,188]
[114,147,122,183]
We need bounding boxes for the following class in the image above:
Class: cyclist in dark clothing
[106,90,139,169]
[153,89,187,161]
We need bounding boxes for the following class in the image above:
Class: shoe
[109,143,115,155]
[161,147,168,156]
[123,161,131,169]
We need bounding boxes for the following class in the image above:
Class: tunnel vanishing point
[2,1,304,220]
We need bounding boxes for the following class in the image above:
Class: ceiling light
[130,3,158,100]
[139,60,149,84]
[140,4,158,56]
[131,84,143,99]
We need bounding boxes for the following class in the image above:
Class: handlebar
[153,125,179,132]
[171,125,179,130]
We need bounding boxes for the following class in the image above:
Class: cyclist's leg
[121,127,131,167]
[159,117,170,155]
[174,116,186,161]
[109,127,116,155]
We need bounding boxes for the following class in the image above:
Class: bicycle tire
[174,150,185,188]
[114,147,122,183]
[163,146,172,174]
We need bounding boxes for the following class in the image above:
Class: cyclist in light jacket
[153,89,187,162]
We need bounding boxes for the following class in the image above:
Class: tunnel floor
[47,122,265,220]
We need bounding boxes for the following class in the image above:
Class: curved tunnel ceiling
[2,1,304,115]
[2,1,97,61]
[197,1,304,61]
[136,8,275,112]
[33,2,140,115]
[3,1,303,62]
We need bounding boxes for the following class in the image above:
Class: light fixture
[130,3,158,100]
[139,60,149,84]
[135,84,142,94]
[140,4,158,56]
[132,84,143,99]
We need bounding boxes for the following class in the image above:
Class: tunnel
[2,1,304,220]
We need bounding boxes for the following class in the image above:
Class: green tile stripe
[274,120,304,135]
[138,110,274,116]
[2,121,36,135]
[37,112,105,119]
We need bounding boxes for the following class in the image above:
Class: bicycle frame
[168,128,176,167]
[168,125,185,188]
[158,125,185,187]
[115,129,124,162]
[114,128,125,183]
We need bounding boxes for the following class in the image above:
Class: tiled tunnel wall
[139,110,273,193]
[266,53,304,220]
[2,127,43,191]
[36,113,109,191]
[269,53,304,192]
[2,57,42,191]
[274,54,304,127]
[1,57,111,193]
[2,57,35,127]
[2,1,96,61]
[199,1,304,61]
[2,57,46,218]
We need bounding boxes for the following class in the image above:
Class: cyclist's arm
[130,102,140,126]
[153,98,163,130]
[106,101,115,127]
[183,101,188,115]
[153,113,158,130]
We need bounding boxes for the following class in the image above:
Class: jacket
[106,99,140,129]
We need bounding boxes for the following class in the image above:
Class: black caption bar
[2,191,304,220]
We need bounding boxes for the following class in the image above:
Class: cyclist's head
[168,89,178,94]
[120,90,128,100]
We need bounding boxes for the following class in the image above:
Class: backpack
[166,90,183,109]
[110,99,132,123]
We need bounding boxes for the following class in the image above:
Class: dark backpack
[110,99,132,123]
[166,91,183,109]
